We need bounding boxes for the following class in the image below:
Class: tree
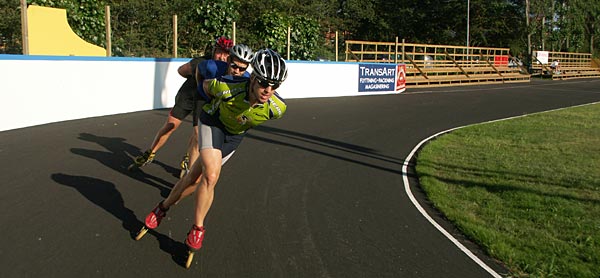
[176,0,239,57]
[0,0,23,53]
[468,0,525,48]
[107,0,177,57]
[337,0,390,41]
[571,0,600,55]
[0,0,597,58]
[526,0,554,55]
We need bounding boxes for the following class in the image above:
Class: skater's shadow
[52,173,193,267]
[51,173,141,237]
[146,229,190,268]
[71,132,178,197]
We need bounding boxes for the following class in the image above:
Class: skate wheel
[179,169,188,179]
[185,251,194,269]
[134,227,148,241]
[127,164,138,172]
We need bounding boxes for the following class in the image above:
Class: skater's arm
[179,58,204,78]
[178,62,193,78]
[201,79,213,98]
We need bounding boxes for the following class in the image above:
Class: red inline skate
[184,225,205,269]
[134,202,167,240]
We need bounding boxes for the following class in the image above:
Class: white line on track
[402,79,600,95]
[400,101,600,278]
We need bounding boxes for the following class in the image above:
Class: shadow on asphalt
[249,125,409,175]
[50,173,192,268]
[50,173,141,237]
[70,132,177,197]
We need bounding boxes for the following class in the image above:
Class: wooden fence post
[402,39,405,62]
[395,37,398,63]
[20,0,29,55]
[172,15,177,58]
[233,22,236,45]
[105,6,111,57]
[287,26,291,60]
[335,31,338,62]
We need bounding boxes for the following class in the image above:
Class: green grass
[415,103,600,278]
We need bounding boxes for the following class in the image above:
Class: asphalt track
[2,78,600,278]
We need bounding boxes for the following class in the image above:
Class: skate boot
[134,202,168,240]
[128,150,156,171]
[184,225,205,268]
[179,154,190,178]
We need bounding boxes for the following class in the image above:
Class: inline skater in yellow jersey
[127,37,233,171]
[178,44,255,177]
[135,49,288,268]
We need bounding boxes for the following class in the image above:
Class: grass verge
[415,103,600,278]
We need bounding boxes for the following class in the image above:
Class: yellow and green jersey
[202,76,287,134]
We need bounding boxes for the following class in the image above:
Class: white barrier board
[0,55,405,131]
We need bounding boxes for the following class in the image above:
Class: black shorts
[170,77,205,126]
[169,58,206,125]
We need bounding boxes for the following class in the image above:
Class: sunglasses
[256,78,280,90]
[229,63,247,71]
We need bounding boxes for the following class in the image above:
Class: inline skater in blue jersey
[135,49,288,268]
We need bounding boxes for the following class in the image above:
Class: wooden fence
[531,51,600,80]
[345,39,530,88]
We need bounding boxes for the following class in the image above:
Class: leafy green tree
[552,0,587,53]
[0,0,22,53]
[571,0,600,55]
[106,0,175,57]
[468,0,525,48]
[105,0,237,57]
[251,11,289,54]
[289,15,321,60]
[337,0,389,41]
[174,0,239,57]
[1,0,597,58]
[249,11,321,60]
[526,0,553,56]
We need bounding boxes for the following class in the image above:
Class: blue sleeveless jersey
[196,60,250,101]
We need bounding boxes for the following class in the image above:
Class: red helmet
[215,36,233,51]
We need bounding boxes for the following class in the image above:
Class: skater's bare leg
[188,126,200,168]
[163,158,203,208]
[150,115,183,153]
[193,148,222,227]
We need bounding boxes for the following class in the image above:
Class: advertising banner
[358,63,406,93]
[396,64,406,91]
[494,55,509,66]
[535,51,549,64]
